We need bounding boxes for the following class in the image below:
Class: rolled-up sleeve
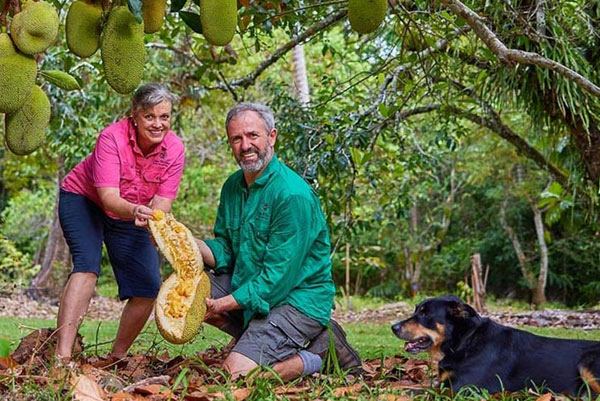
[232,195,314,316]
[205,200,234,274]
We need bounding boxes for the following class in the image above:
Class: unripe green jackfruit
[66,0,103,58]
[142,0,167,33]
[200,0,237,46]
[0,33,37,114]
[10,1,59,55]
[101,6,146,94]
[5,85,50,156]
[348,0,387,34]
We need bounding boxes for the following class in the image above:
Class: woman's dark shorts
[58,189,160,300]
[208,271,325,366]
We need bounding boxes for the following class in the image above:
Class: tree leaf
[0,338,10,358]
[40,70,81,91]
[179,11,202,34]
[127,0,143,24]
[171,0,187,12]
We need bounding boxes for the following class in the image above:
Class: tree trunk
[291,45,310,107]
[345,241,351,310]
[530,201,548,306]
[470,253,487,313]
[29,163,71,299]
[499,197,536,289]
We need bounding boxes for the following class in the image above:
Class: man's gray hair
[132,83,176,112]
[225,102,275,133]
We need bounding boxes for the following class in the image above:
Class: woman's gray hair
[225,102,275,133]
[132,83,176,112]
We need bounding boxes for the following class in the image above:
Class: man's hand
[134,205,154,227]
[205,295,240,321]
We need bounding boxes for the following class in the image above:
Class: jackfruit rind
[66,0,103,58]
[142,0,167,33]
[155,272,211,344]
[348,0,387,34]
[5,85,50,156]
[101,6,145,94]
[0,33,37,114]
[200,0,237,46]
[10,1,60,55]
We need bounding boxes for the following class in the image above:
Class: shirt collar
[239,153,280,189]
[128,117,168,157]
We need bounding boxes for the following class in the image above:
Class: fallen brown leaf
[0,356,17,369]
[134,383,164,395]
[71,373,105,401]
[232,387,252,401]
[535,393,554,401]
[332,383,362,397]
[184,391,210,401]
[379,394,412,401]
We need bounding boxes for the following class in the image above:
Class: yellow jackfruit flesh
[0,33,37,114]
[150,210,210,344]
[200,0,237,46]
[142,0,167,33]
[101,6,145,94]
[348,0,387,34]
[5,85,50,156]
[66,0,103,58]
[10,1,59,55]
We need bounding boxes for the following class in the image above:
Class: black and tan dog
[391,295,600,396]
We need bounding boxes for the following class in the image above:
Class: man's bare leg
[111,297,155,358]
[272,354,304,380]
[56,272,97,360]
[223,351,258,379]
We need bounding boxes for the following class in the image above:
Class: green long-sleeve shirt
[205,155,335,327]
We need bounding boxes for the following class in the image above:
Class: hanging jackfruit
[101,6,145,94]
[200,0,237,46]
[5,85,50,156]
[66,0,103,58]
[10,1,59,55]
[0,33,37,114]
[149,210,211,344]
[348,0,387,34]
[141,0,167,33]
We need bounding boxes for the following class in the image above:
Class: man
[196,103,361,379]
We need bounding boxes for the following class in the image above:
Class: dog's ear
[447,300,477,319]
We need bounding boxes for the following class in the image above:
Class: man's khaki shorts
[208,271,324,365]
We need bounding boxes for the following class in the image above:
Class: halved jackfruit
[150,210,210,344]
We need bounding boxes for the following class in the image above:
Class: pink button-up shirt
[61,118,185,220]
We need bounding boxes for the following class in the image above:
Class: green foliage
[0,234,36,286]
[0,187,55,256]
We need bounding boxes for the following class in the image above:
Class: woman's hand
[133,204,154,227]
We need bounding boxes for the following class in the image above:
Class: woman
[55,83,185,364]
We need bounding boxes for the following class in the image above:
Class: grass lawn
[1,315,599,360]
[2,314,600,401]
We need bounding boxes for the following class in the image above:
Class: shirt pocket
[142,169,166,201]
[226,217,241,255]
[119,164,138,203]
[249,218,270,264]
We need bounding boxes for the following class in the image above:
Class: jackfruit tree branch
[446,105,569,187]
[214,9,347,91]
[441,0,600,98]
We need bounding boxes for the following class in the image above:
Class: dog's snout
[391,322,402,336]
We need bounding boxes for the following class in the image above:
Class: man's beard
[237,145,271,173]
